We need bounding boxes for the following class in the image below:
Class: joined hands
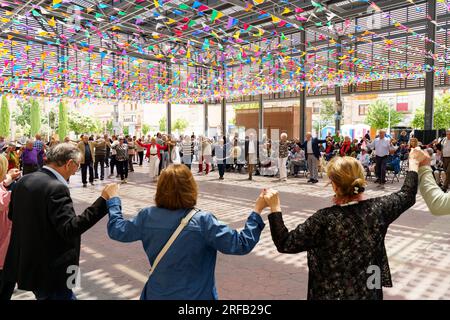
[254,189,281,214]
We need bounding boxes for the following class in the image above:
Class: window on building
[358,104,369,115]
[312,102,320,114]
[396,96,409,112]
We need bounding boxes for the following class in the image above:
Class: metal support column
[221,98,226,137]
[258,93,264,141]
[204,101,209,137]
[299,27,306,142]
[425,0,437,130]
[167,61,172,134]
[335,38,343,132]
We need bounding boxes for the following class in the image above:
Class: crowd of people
[0,128,449,300]
[1,129,448,193]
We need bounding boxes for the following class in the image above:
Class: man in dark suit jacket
[299,132,327,183]
[1,143,118,300]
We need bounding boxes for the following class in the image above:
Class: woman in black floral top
[265,155,419,300]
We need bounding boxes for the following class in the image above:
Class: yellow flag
[253,0,265,4]
[154,0,159,8]
[282,7,291,15]
[271,15,281,23]
[48,17,56,27]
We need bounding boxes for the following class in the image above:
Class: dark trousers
[248,164,255,179]
[81,162,94,184]
[128,156,134,172]
[443,157,450,190]
[110,155,116,175]
[158,153,163,174]
[0,270,15,300]
[94,155,105,180]
[22,164,38,175]
[375,156,388,183]
[33,288,76,300]
[218,163,225,178]
[105,149,110,167]
[116,160,128,180]
[138,151,144,166]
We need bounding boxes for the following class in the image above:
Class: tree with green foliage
[12,99,32,137]
[411,94,450,129]
[106,120,113,134]
[58,100,68,142]
[365,100,403,130]
[313,99,336,137]
[142,123,150,136]
[159,116,166,133]
[42,109,58,134]
[172,118,189,133]
[30,98,41,136]
[68,112,100,137]
[0,96,10,138]
[123,126,129,136]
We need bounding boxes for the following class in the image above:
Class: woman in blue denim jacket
[106,164,266,300]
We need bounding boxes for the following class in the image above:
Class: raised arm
[136,140,150,148]
[106,197,143,242]
[418,165,450,216]
[200,211,265,255]
[265,189,323,253]
[48,187,107,240]
[268,211,324,253]
[158,143,168,151]
[375,162,418,226]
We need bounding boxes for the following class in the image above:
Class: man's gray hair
[46,143,81,167]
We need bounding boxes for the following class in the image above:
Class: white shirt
[203,143,212,156]
[248,139,256,154]
[367,137,391,157]
[150,145,158,155]
[110,140,119,155]
[442,138,450,158]
[43,165,68,186]
[357,153,371,167]
[307,140,313,154]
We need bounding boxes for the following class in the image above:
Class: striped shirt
[181,142,192,156]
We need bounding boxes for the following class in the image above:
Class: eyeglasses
[71,159,80,168]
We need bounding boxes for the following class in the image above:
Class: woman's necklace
[339,201,359,207]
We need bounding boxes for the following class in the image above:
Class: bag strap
[149,208,199,277]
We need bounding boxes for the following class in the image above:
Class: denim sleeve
[201,212,265,255]
[107,197,143,242]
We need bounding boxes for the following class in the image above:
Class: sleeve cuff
[106,196,121,208]
[250,211,265,229]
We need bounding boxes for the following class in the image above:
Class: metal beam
[167,61,172,134]
[221,97,226,137]
[299,27,306,142]
[223,0,337,40]
[425,0,436,130]
[258,93,264,142]
[335,38,343,132]
[204,100,209,137]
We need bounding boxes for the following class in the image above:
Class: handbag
[148,208,199,277]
